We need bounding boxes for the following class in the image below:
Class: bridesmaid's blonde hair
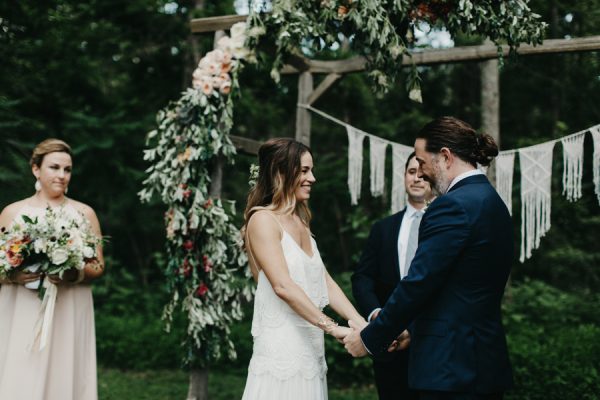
[30,139,72,167]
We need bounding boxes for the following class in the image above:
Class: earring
[35,180,41,192]
[64,187,69,195]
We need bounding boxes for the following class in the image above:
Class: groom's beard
[429,164,450,196]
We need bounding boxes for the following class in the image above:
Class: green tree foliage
[1,0,599,391]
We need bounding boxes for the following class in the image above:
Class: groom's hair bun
[416,116,498,167]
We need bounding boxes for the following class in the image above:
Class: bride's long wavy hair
[243,138,313,234]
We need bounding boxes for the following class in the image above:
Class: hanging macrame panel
[561,132,586,202]
[519,142,555,262]
[495,152,516,215]
[347,126,366,205]
[591,126,600,206]
[369,136,389,198]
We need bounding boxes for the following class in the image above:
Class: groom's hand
[343,320,368,358]
[387,330,411,352]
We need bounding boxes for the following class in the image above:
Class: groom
[344,117,514,400]
[352,152,430,400]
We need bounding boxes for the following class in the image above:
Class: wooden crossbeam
[230,135,262,155]
[190,14,247,33]
[280,36,600,74]
[307,73,342,105]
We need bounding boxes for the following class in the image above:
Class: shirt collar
[405,202,425,217]
[446,169,485,193]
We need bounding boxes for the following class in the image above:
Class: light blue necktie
[404,211,423,273]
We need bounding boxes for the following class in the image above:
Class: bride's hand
[329,325,352,342]
[348,318,367,330]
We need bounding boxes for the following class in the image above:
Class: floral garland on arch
[139,0,547,368]
[246,0,547,98]
[139,23,253,366]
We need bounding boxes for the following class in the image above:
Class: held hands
[342,319,369,358]
[370,310,411,352]
[329,325,352,343]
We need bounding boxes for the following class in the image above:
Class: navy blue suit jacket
[352,210,404,318]
[360,174,514,394]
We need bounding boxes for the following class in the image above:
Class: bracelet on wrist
[316,315,338,335]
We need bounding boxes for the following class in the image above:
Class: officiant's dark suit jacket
[361,174,514,395]
[352,210,404,316]
[352,209,417,400]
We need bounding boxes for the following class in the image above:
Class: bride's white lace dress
[241,224,330,400]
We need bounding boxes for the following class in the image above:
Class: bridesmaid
[0,138,104,400]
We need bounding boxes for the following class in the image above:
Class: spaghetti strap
[245,211,284,275]
[264,211,285,232]
[245,229,261,275]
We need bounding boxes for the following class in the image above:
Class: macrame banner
[591,126,600,205]
[561,132,586,202]
[303,104,600,261]
[391,144,414,213]
[495,152,515,215]
[347,126,366,205]
[519,142,555,262]
[369,136,389,197]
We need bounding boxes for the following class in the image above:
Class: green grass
[98,367,377,400]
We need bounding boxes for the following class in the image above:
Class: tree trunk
[186,368,209,400]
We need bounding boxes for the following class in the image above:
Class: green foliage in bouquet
[246,0,547,96]
[139,23,254,367]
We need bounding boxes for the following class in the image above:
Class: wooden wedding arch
[191,14,600,158]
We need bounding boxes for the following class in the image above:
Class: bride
[241,138,365,400]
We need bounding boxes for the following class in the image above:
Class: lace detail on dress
[246,231,330,384]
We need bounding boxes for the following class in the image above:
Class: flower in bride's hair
[248,164,259,188]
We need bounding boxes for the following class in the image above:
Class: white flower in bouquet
[50,247,69,265]
[33,238,47,254]
[83,245,95,259]
[68,227,84,248]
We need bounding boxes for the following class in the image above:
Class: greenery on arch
[247,0,547,97]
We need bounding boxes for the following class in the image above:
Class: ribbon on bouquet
[29,280,58,352]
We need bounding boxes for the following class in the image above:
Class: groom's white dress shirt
[446,169,485,193]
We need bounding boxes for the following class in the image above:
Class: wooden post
[480,40,500,186]
[187,28,225,400]
[186,368,208,400]
[296,71,313,146]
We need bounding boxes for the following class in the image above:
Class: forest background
[1,1,599,399]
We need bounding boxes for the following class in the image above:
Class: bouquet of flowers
[0,206,100,295]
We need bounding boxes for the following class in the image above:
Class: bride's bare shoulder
[247,210,281,236]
